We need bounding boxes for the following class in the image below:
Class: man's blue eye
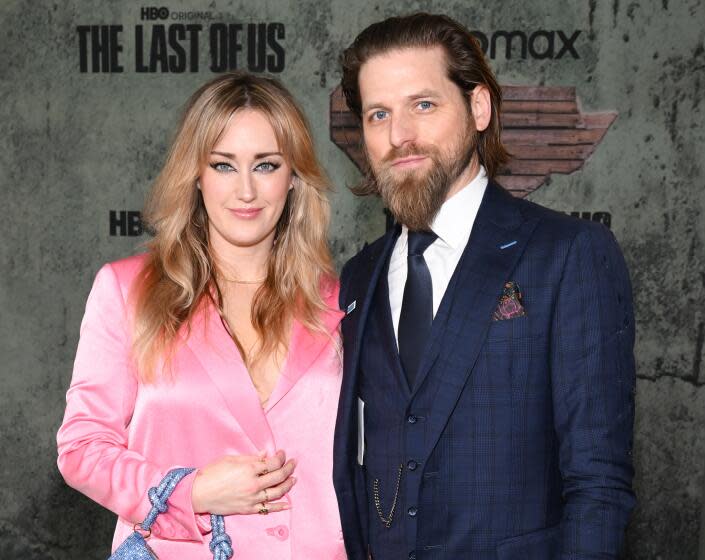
[418,101,433,110]
[372,110,387,121]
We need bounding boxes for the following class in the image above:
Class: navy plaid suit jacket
[333,183,636,559]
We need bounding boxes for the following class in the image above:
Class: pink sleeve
[56,263,208,542]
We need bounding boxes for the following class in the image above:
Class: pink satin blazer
[57,255,347,559]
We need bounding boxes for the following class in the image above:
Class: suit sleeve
[56,263,209,542]
[550,225,636,558]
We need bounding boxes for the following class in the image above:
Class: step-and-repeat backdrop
[1,1,703,558]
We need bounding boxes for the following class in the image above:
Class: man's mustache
[381,144,436,165]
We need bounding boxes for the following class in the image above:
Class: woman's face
[199,109,293,254]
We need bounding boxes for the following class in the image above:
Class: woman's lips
[229,207,263,219]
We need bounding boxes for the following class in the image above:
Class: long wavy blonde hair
[131,72,336,382]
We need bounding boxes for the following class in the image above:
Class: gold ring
[258,503,269,515]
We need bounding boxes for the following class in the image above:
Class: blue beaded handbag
[109,468,233,560]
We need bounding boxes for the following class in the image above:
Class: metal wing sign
[329,85,616,198]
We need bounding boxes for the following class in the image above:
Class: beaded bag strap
[139,468,233,560]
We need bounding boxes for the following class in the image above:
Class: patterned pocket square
[492,281,527,321]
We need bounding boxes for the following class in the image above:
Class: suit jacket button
[407,414,417,424]
[407,460,418,471]
[408,506,417,517]
[409,552,416,560]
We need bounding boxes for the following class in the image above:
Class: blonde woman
[57,72,346,559]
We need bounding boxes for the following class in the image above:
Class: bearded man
[333,13,636,560]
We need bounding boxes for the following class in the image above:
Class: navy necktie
[398,230,438,388]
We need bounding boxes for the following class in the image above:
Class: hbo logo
[140,7,169,20]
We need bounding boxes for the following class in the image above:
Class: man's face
[358,46,478,230]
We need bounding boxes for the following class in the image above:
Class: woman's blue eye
[255,161,280,173]
[210,162,234,173]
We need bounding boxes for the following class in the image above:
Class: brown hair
[340,12,509,178]
[132,72,335,382]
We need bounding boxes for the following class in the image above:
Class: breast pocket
[486,314,531,341]
[480,314,548,393]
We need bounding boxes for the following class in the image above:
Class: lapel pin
[346,300,357,315]
[500,240,518,250]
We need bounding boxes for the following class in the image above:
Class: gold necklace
[219,276,267,284]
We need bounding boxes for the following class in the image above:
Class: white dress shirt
[388,166,488,343]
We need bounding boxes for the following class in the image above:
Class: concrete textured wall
[1,1,703,558]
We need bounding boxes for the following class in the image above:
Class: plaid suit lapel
[336,228,400,466]
[412,185,539,461]
[341,227,400,382]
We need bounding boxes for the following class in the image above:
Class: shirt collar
[430,166,488,249]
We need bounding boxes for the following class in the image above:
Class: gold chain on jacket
[373,464,404,528]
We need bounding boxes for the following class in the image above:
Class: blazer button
[266,525,289,541]
[408,506,418,517]
[407,414,417,424]
[409,552,416,560]
[407,460,418,471]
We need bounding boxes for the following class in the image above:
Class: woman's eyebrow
[253,151,283,159]
[209,151,283,159]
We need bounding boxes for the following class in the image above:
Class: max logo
[329,85,616,198]
[471,30,581,60]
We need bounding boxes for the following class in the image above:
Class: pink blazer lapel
[265,304,344,411]
[182,301,276,454]
[180,283,343,447]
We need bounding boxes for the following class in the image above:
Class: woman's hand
[191,450,296,515]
